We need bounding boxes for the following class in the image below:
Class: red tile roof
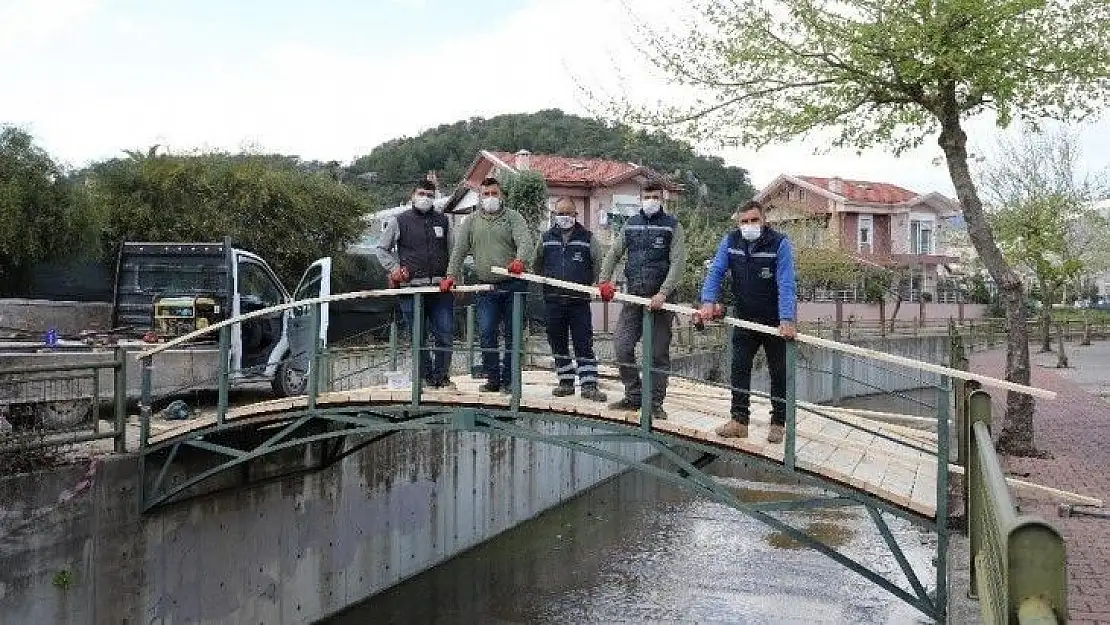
[489,151,650,187]
[799,176,920,205]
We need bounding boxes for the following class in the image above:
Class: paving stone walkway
[971,340,1110,624]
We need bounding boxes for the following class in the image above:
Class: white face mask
[481,197,501,213]
[642,199,662,215]
[554,215,575,229]
[413,196,433,212]
[740,224,762,241]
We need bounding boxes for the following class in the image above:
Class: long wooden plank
[491,267,1056,400]
[137,284,494,359]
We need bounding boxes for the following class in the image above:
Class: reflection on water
[324,458,935,625]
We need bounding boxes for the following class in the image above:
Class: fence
[0,352,128,467]
[949,328,1069,624]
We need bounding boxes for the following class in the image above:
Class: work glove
[388,266,410,287]
[597,281,616,302]
[507,259,525,275]
[438,277,455,292]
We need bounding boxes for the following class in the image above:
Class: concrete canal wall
[0,423,653,624]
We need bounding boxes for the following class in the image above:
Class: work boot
[652,405,667,420]
[607,397,639,412]
[715,419,749,438]
[580,384,607,403]
[767,424,785,444]
[480,381,500,393]
[551,383,575,397]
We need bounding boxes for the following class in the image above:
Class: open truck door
[273,257,332,396]
[230,250,290,380]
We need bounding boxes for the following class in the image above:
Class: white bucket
[385,370,410,390]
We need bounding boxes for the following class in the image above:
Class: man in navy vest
[597,181,687,419]
[699,199,797,443]
[373,180,456,390]
[531,198,607,402]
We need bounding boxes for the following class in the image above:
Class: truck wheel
[272,361,307,397]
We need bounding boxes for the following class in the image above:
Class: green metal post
[91,365,100,434]
[510,292,524,412]
[784,339,797,470]
[217,324,230,424]
[640,310,654,430]
[307,302,321,410]
[967,388,992,599]
[935,376,951,621]
[139,356,153,451]
[114,348,127,453]
[138,354,152,513]
[388,315,399,371]
[466,304,476,375]
[410,294,424,407]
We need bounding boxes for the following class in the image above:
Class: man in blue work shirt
[531,198,607,402]
[699,200,797,443]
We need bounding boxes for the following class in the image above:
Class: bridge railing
[0,352,128,466]
[131,272,1066,623]
[963,388,1068,624]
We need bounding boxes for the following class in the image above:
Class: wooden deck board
[146,369,940,518]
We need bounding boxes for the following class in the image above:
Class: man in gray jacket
[597,181,686,419]
[373,180,456,389]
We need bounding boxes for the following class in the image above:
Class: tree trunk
[889,286,904,333]
[1039,282,1053,352]
[938,113,1036,456]
[1081,310,1092,346]
[878,297,887,338]
[1056,321,1069,367]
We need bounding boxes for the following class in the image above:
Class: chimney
[515,149,532,171]
[829,177,844,194]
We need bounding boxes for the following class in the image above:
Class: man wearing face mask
[597,181,687,419]
[373,179,456,389]
[446,177,533,393]
[530,197,607,402]
[698,199,797,443]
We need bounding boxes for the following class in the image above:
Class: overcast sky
[4,0,1108,197]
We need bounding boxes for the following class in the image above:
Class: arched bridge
[132,271,1064,624]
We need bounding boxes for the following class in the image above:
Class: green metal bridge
[1,276,1070,624]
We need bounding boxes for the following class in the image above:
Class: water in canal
[324,394,939,624]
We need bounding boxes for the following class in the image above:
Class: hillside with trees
[348,109,756,220]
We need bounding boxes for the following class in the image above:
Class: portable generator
[152,295,220,338]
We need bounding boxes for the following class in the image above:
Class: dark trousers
[730,328,787,426]
[399,292,455,384]
[476,279,529,386]
[544,298,598,387]
[614,305,673,406]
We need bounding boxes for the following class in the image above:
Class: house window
[857,215,873,254]
[910,218,935,254]
[787,187,808,202]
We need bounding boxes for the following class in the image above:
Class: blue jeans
[476,279,529,386]
[399,292,455,384]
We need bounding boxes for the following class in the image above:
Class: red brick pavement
[971,350,1110,624]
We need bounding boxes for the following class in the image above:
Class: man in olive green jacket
[445,177,533,392]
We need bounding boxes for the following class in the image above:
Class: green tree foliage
[349,109,755,214]
[0,126,98,290]
[616,0,1110,455]
[502,170,549,229]
[87,150,374,286]
[982,128,1107,352]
